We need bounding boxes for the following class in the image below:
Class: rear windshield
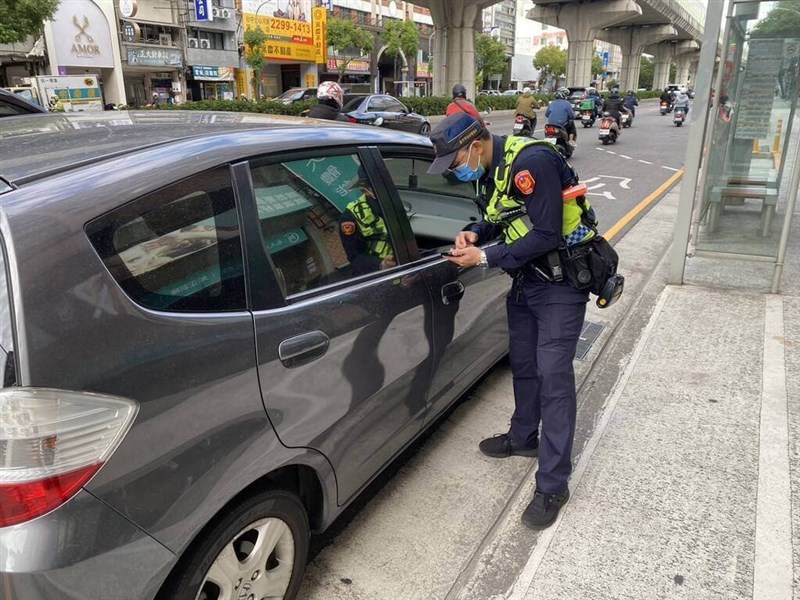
[0,238,17,386]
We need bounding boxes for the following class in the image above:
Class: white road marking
[606,150,617,155]
[595,147,605,151]
[619,154,632,160]
[638,159,653,165]
[587,191,616,200]
[662,166,680,172]
[597,175,632,189]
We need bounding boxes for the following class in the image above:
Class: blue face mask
[451,145,485,182]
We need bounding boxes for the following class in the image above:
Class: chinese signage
[734,39,783,139]
[50,0,115,68]
[312,6,326,64]
[127,47,183,67]
[284,156,363,213]
[192,66,235,81]
[416,62,429,78]
[326,58,370,73]
[255,185,313,219]
[242,0,316,62]
[194,0,213,21]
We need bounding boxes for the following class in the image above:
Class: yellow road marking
[602,168,684,242]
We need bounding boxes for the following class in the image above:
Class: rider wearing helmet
[602,88,625,128]
[515,86,541,130]
[308,81,349,121]
[545,90,577,145]
[446,83,483,122]
[623,89,639,117]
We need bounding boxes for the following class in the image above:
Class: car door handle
[441,281,465,306]
[278,331,330,368]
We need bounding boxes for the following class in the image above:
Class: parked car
[0,88,48,117]
[274,87,318,104]
[0,111,509,600]
[502,89,523,96]
[341,93,431,135]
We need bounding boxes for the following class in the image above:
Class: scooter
[512,113,535,136]
[581,109,595,128]
[598,112,620,145]
[673,106,686,126]
[543,123,573,158]
[659,101,673,115]
[621,108,633,128]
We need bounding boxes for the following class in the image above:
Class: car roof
[0,88,48,115]
[0,111,431,185]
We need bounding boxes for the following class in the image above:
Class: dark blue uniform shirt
[468,135,575,271]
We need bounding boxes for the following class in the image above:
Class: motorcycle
[581,109,595,128]
[659,101,673,115]
[543,123,573,158]
[513,113,534,136]
[673,107,686,126]
[598,112,620,145]
[621,108,633,128]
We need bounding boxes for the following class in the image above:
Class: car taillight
[347,117,358,124]
[544,125,556,136]
[0,388,138,527]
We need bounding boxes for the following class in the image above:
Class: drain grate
[575,321,604,361]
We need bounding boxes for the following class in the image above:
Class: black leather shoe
[478,433,538,458]
[521,488,570,530]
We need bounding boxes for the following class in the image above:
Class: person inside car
[307,81,349,122]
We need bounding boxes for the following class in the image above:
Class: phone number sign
[243,13,315,61]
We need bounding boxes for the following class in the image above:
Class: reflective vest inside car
[346,195,393,259]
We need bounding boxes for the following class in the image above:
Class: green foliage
[382,19,418,60]
[751,1,800,38]
[533,46,567,89]
[327,18,374,82]
[244,27,268,97]
[606,79,619,91]
[0,0,60,44]
[669,63,677,83]
[638,56,654,90]
[154,98,317,115]
[476,34,509,88]
[592,55,603,78]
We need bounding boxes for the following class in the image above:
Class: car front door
[238,147,434,504]
[371,146,510,424]
[383,98,416,132]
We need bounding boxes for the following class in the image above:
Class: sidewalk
[499,182,800,600]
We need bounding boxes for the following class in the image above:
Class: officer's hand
[454,231,479,249]
[445,246,481,268]
[380,255,397,270]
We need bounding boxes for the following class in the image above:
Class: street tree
[592,54,603,80]
[639,56,654,89]
[327,18,374,83]
[382,19,419,85]
[0,0,60,44]
[244,27,268,99]
[476,33,508,89]
[533,45,567,90]
[751,1,800,38]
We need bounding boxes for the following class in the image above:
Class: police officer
[427,113,592,529]
[338,168,396,275]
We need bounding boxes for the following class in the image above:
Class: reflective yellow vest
[484,136,596,246]
[346,195,393,259]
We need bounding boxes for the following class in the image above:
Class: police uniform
[338,193,392,275]
[467,134,590,501]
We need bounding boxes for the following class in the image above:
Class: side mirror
[373,116,384,126]
[485,107,492,115]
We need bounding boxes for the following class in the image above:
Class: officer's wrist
[478,250,489,268]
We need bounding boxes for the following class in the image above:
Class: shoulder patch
[340,221,357,236]
[514,170,536,195]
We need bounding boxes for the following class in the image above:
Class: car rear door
[369,146,510,424]
[235,146,434,505]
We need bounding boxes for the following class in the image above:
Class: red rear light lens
[0,463,101,527]
[515,115,524,122]
[545,125,556,136]
[347,117,358,124]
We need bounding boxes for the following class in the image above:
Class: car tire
[158,490,310,600]
[419,122,431,136]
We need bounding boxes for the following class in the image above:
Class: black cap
[427,113,486,175]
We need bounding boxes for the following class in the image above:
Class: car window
[367,97,387,111]
[342,96,365,112]
[86,167,246,312]
[249,154,398,297]
[384,98,407,113]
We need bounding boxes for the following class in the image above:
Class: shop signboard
[192,66,235,81]
[50,0,116,68]
[127,47,183,67]
[326,58,370,73]
[312,6,327,64]
[283,156,362,213]
[416,62,429,78]
[194,0,213,21]
[242,0,315,62]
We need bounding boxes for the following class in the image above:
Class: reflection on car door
[371,148,510,423]
[384,98,415,133]
[240,148,434,504]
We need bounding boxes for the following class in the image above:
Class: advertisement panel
[312,6,327,64]
[242,0,315,62]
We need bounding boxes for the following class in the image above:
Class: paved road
[485,99,688,238]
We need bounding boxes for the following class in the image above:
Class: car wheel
[159,490,309,600]
[419,122,431,136]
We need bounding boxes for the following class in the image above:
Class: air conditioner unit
[211,7,220,17]
[221,8,231,18]
[200,39,211,49]
[159,33,172,46]
[188,38,199,48]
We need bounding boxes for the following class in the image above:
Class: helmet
[317,81,344,108]
[452,83,467,99]
[627,90,635,95]
[554,91,567,100]
[523,86,531,94]
[611,87,619,94]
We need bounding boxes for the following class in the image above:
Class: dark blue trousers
[507,278,588,494]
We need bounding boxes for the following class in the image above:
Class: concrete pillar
[676,57,690,89]
[427,1,481,97]
[600,24,676,93]
[528,0,640,87]
[648,43,675,90]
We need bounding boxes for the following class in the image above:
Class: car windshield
[342,96,366,112]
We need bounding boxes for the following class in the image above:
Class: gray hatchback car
[0,112,509,599]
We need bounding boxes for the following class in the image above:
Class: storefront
[324,57,371,89]
[670,0,800,293]
[188,65,235,100]
[123,46,183,106]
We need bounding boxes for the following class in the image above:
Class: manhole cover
[575,321,604,361]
